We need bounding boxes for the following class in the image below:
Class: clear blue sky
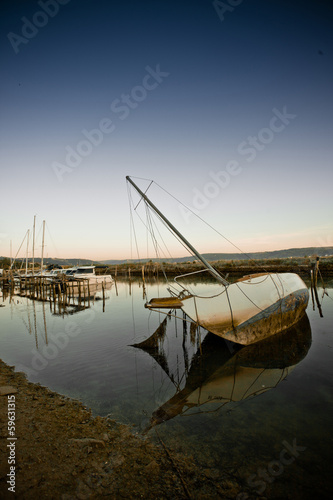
[1,0,332,261]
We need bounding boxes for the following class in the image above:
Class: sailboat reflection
[133,314,312,430]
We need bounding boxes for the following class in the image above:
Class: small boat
[126,176,309,345]
[60,267,77,277]
[72,266,113,284]
[40,269,61,279]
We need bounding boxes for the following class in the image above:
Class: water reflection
[134,314,312,431]
[2,282,113,351]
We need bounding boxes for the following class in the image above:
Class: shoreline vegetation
[2,255,333,281]
[111,256,333,278]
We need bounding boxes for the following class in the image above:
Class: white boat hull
[179,273,308,345]
[76,275,113,284]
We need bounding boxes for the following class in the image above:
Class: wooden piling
[314,256,319,288]
[64,280,68,307]
[142,265,146,299]
[52,282,56,311]
[58,282,62,314]
[114,269,118,296]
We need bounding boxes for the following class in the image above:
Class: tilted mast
[126,176,229,287]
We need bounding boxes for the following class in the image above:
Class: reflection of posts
[310,257,323,317]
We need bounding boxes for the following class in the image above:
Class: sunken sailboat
[126,176,309,345]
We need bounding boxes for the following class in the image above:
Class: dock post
[142,265,146,299]
[58,282,62,314]
[63,280,68,307]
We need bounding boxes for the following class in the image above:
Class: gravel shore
[0,359,246,499]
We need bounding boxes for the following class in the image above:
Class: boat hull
[178,273,309,345]
[73,275,113,284]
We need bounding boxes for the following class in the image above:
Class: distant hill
[2,247,332,268]
[41,257,99,266]
[101,247,333,265]
[0,257,100,268]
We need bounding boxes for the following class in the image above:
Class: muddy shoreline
[0,359,250,499]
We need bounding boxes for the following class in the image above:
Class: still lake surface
[1,277,332,499]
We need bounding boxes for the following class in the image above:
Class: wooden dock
[0,272,104,314]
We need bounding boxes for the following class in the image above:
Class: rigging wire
[141,181,283,311]
[145,202,168,282]
[153,180,270,273]
[45,222,59,259]
[144,202,195,293]
[127,182,141,262]
[127,177,229,283]
[126,177,298,318]
[127,179,274,312]
[127,180,242,320]
[143,190,239,317]
[128,187,193,294]
[10,229,29,268]
[128,189,166,263]
[134,180,153,210]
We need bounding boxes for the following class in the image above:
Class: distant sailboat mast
[32,215,36,276]
[25,229,30,276]
[126,176,229,287]
[40,220,45,276]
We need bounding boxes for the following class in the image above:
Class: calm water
[1,277,332,499]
